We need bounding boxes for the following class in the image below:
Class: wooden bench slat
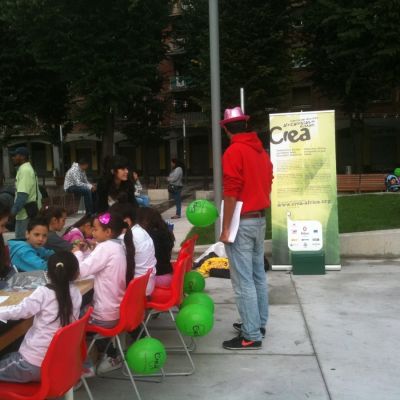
[359,173,386,192]
[337,174,360,192]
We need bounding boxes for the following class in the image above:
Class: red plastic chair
[183,234,198,272]
[0,307,93,400]
[85,270,151,400]
[171,234,198,273]
[141,253,195,376]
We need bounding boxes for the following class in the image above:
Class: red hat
[219,106,250,127]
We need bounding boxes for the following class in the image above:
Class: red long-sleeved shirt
[222,132,273,214]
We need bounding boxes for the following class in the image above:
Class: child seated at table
[137,207,174,287]
[73,211,134,374]
[8,217,54,272]
[0,203,13,280]
[0,251,81,382]
[110,202,156,295]
[40,206,72,252]
[62,214,94,246]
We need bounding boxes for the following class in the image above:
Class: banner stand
[291,250,325,275]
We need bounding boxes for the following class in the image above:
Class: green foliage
[0,0,170,147]
[177,0,292,126]
[187,193,400,244]
[303,0,400,114]
[0,5,69,132]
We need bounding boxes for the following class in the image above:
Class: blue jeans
[225,217,268,341]
[135,195,150,207]
[66,186,94,215]
[172,189,182,216]
[15,218,29,239]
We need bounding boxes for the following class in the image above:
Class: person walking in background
[219,107,273,350]
[167,158,183,219]
[64,158,96,216]
[10,147,41,239]
[96,155,138,213]
[132,171,150,207]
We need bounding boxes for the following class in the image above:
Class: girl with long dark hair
[73,210,135,374]
[96,155,138,213]
[0,251,81,382]
[137,207,174,287]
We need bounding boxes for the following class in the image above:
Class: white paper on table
[0,296,9,305]
[220,201,243,243]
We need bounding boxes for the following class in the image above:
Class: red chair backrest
[148,253,189,310]
[119,270,151,332]
[38,307,93,399]
[178,234,198,272]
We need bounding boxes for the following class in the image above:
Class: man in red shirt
[220,107,273,350]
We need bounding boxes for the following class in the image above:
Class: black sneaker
[223,336,262,350]
[233,322,266,338]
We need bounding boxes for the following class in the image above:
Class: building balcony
[167,112,209,128]
[166,38,186,55]
[170,1,183,16]
[169,76,193,91]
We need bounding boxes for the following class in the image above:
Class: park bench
[336,174,361,193]
[358,173,386,192]
[337,173,387,193]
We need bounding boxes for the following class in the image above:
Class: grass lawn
[186,193,400,245]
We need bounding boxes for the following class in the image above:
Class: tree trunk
[101,110,115,171]
[351,115,364,173]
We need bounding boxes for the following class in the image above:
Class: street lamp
[209,0,222,240]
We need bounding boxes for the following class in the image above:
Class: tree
[177,0,292,128]
[0,3,70,143]
[303,0,400,171]
[4,0,170,159]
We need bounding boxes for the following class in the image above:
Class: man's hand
[91,184,97,192]
[219,228,231,244]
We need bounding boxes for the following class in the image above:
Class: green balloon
[394,168,400,177]
[186,200,219,227]
[125,337,166,374]
[184,271,205,294]
[181,292,215,314]
[176,304,214,337]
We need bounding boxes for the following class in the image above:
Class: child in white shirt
[110,202,156,295]
[0,251,81,382]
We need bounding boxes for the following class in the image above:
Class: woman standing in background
[167,158,183,219]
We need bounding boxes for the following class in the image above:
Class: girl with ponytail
[73,210,133,326]
[73,210,134,374]
[0,251,81,382]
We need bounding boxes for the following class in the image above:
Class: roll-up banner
[269,110,341,270]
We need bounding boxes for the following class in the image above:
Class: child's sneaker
[232,322,266,338]
[96,355,123,374]
[222,336,262,350]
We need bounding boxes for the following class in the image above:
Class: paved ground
[4,200,400,399]
[74,201,400,400]
[73,256,400,400]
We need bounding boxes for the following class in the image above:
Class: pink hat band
[219,106,250,126]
